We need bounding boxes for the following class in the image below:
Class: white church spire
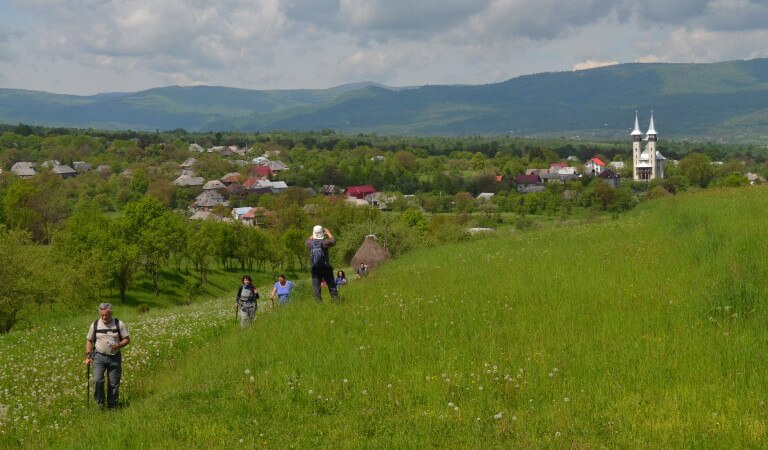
[631,111,642,137]
[646,111,657,136]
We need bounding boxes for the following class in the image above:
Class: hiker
[236,275,259,327]
[306,225,338,301]
[85,303,130,409]
[335,270,347,286]
[270,274,294,305]
[355,262,369,278]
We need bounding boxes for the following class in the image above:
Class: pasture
[3,187,768,448]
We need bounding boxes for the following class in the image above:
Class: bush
[137,304,150,314]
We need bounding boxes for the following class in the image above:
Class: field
[3,186,768,448]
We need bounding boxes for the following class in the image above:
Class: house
[364,192,396,209]
[10,162,37,178]
[539,172,563,184]
[549,162,567,172]
[208,146,226,153]
[203,180,226,190]
[320,185,339,195]
[266,160,289,172]
[181,158,197,169]
[242,207,274,227]
[747,173,765,185]
[249,165,273,179]
[476,193,495,201]
[232,206,253,221]
[219,147,234,157]
[519,185,546,194]
[173,173,204,186]
[51,164,77,179]
[73,161,92,172]
[557,167,578,176]
[495,175,503,183]
[608,161,625,171]
[270,181,288,194]
[370,155,386,162]
[585,157,606,175]
[344,185,377,199]
[514,174,542,192]
[188,143,205,153]
[598,169,621,188]
[525,168,548,176]
[191,190,227,210]
[252,156,270,165]
[226,183,246,197]
[190,210,215,220]
[220,172,242,185]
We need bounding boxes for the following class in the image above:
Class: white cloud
[2,0,768,95]
[573,60,620,71]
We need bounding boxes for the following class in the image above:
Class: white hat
[312,225,324,240]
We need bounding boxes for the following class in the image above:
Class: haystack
[351,235,391,270]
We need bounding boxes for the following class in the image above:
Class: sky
[1,0,767,96]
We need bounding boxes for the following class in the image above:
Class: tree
[592,180,617,211]
[679,153,716,188]
[124,196,177,296]
[281,228,307,270]
[0,228,44,333]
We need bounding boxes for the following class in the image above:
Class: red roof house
[344,185,378,199]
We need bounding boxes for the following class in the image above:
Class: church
[632,112,666,181]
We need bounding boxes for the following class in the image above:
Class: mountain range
[2,59,768,141]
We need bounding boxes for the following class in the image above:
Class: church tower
[632,112,666,181]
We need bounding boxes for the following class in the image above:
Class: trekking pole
[235,300,240,323]
[86,362,90,407]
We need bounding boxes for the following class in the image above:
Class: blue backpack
[310,239,329,269]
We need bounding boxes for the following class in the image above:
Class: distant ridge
[2,59,768,141]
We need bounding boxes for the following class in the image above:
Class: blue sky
[1,0,767,95]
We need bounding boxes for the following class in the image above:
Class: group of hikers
[85,224,369,409]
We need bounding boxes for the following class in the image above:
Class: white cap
[312,225,324,240]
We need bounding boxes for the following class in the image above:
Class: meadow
[3,186,768,448]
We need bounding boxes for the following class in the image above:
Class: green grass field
[4,186,768,448]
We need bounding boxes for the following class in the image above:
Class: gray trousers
[240,302,256,327]
[93,352,122,408]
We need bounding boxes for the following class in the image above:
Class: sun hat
[312,225,324,240]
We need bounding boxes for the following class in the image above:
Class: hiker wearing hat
[85,303,130,409]
[306,225,339,301]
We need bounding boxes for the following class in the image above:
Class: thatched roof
[351,235,391,271]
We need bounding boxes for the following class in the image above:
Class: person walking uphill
[236,275,259,328]
[306,225,338,301]
[85,303,130,409]
[270,274,294,305]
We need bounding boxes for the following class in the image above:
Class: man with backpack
[85,303,130,409]
[306,225,339,301]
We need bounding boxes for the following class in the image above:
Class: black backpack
[309,239,329,269]
[91,318,123,348]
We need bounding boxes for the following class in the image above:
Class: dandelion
[343,378,349,384]
[249,376,255,383]
[564,397,570,402]
[245,369,250,375]
[512,416,517,421]
[308,390,314,395]
[548,372,554,377]
[555,431,561,438]
[494,412,503,420]
[448,402,455,408]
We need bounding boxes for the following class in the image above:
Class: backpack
[309,239,329,270]
[90,318,123,352]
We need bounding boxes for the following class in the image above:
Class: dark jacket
[236,284,259,303]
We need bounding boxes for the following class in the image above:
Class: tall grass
[8,186,768,448]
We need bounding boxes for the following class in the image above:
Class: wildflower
[245,369,250,375]
[494,412,502,420]
[249,376,255,383]
[555,431,561,438]
[448,402,454,408]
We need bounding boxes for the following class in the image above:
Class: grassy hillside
[5,186,768,447]
[3,60,768,140]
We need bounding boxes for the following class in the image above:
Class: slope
[17,186,768,448]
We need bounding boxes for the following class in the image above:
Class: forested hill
[2,59,768,141]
